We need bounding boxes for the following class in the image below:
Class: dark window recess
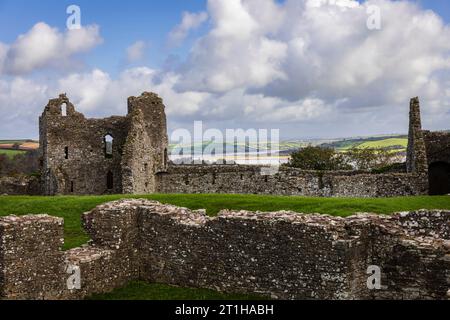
[107,171,114,190]
[64,147,69,159]
[70,181,74,193]
[104,135,113,158]
[164,148,168,167]
[429,162,450,195]
[212,173,217,185]
[185,176,190,185]
[265,176,268,183]
[240,174,244,180]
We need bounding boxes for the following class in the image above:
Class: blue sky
[0,0,450,139]
[0,0,208,76]
[1,0,448,76]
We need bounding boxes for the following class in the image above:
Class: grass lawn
[1,193,450,250]
[88,281,264,300]
[0,193,449,300]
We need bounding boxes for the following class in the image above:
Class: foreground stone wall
[157,165,428,197]
[0,200,448,300]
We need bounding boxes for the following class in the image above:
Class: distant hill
[319,135,408,153]
[0,135,409,157]
[0,140,39,158]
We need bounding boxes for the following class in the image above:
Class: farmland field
[356,138,408,150]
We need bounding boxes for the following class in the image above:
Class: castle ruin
[36,93,450,197]
[39,92,168,195]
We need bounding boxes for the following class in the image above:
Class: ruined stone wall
[157,165,428,197]
[121,93,169,194]
[0,175,41,195]
[138,203,449,300]
[0,200,448,300]
[39,92,168,196]
[406,97,428,175]
[127,93,169,174]
[40,94,129,195]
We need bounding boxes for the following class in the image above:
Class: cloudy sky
[0,0,450,140]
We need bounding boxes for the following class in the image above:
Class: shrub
[287,146,352,171]
[345,147,398,171]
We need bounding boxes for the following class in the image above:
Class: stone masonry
[0,199,449,300]
[39,92,168,195]
[28,94,449,197]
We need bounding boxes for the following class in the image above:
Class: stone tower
[121,92,169,194]
[406,97,428,174]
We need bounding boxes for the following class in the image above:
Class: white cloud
[2,0,450,139]
[126,41,147,63]
[0,77,50,138]
[168,11,208,46]
[2,22,102,75]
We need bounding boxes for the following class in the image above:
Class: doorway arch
[428,162,450,195]
[107,171,114,190]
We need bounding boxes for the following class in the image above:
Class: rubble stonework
[0,175,41,196]
[0,200,449,300]
[406,97,429,174]
[39,92,168,195]
[157,165,428,197]
[28,94,449,197]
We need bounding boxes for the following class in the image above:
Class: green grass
[1,194,450,250]
[88,281,264,300]
[0,149,25,158]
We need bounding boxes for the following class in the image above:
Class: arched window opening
[104,135,113,158]
[64,147,69,159]
[107,171,114,190]
[61,103,67,117]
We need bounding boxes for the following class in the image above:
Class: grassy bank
[88,281,265,300]
[1,194,449,250]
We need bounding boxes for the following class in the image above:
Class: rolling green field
[356,138,408,150]
[322,135,408,152]
[1,193,449,300]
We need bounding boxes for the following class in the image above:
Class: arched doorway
[107,171,114,191]
[428,162,450,195]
